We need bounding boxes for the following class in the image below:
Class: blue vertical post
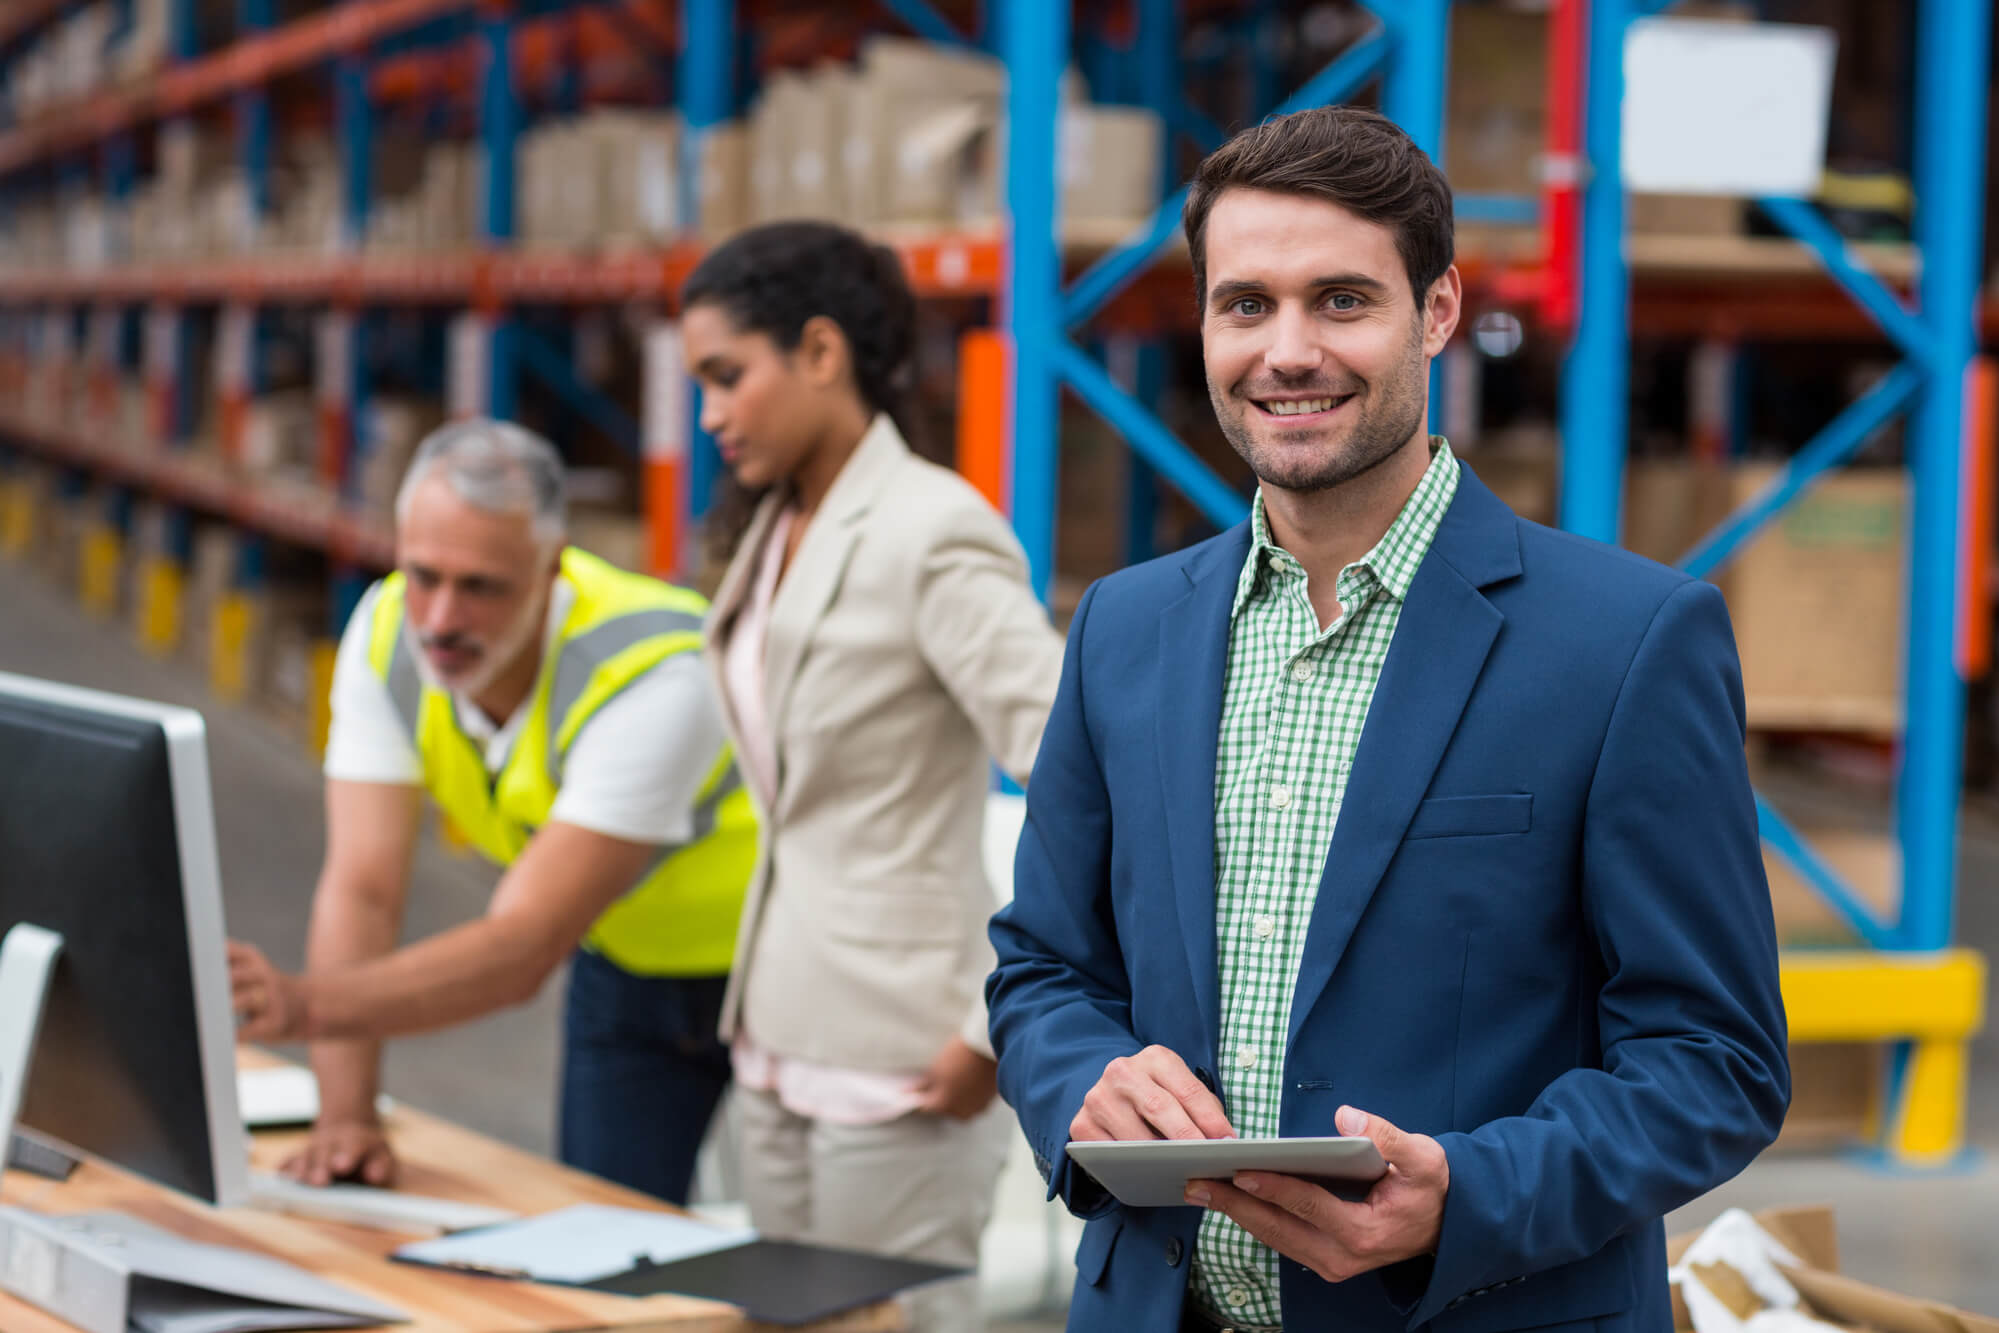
[1380,0,1452,430]
[680,0,733,521]
[1002,0,1068,599]
[480,5,518,421]
[168,0,197,61]
[1126,0,1180,568]
[1557,0,1630,542]
[1380,0,1449,154]
[1897,0,1992,951]
[236,0,271,408]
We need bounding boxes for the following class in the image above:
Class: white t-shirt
[323,579,728,846]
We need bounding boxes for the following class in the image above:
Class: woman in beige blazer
[681,221,1064,1332]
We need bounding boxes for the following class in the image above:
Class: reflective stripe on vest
[363,547,755,977]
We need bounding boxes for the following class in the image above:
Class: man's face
[396,475,555,698]
[1200,188,1457,494]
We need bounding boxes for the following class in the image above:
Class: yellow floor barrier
[0,478,34,557]
[308,638,339,755]
[136,555,185,657]
[1779,949,1988,1164]
[78,521,123,617]
[210,590,260,702]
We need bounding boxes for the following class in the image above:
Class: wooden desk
[0,1056,898,1333]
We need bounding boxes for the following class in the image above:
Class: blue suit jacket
[987,468,1790,1333]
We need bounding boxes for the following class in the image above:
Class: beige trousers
[734,1084,1012,1333]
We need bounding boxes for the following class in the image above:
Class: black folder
[581,1239,965,1326]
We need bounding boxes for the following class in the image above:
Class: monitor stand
[0,922,64,1180]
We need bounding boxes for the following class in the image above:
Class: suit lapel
[1284,469,1522,1050]
[763,417,908,805]
[1158,524,1252,1054]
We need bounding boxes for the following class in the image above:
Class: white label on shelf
[449,314,489,420]
[317,311,354,409]
[1622,18,1836,197]
[643,322,688,464]
[217,305,253,395]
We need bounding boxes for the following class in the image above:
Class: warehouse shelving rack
[0,0,1989,1162]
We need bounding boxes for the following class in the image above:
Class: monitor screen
[0,672,247,1206]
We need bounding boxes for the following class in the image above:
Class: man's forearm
[303,877,402,1120]
[300,912,560,1041]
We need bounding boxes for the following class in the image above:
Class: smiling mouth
[1254,394,1354,419]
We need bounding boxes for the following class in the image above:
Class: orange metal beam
[1958,358,1997,681]
[956,329,1008,513]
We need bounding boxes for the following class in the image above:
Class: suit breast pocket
[1405,793,1533,840]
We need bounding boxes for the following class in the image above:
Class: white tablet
[1065,1136,1387,1209]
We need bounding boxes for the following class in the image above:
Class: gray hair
[394,418,567,549]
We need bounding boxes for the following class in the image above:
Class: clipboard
[390,1205,967,1326]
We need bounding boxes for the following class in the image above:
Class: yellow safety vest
[365,547,755,977]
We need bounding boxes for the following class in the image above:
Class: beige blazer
[707,416,1064,1071]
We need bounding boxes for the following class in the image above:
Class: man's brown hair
[1182,104,1455,306]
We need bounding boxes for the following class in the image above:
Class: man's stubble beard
[1211,317,1429,496]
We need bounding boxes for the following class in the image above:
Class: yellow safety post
[210,590,260,702]
[0,477,34,557]
[78,520,124,617]
[136,555,185,657]
[1779,949,1987,1164]
[308,638,339,755]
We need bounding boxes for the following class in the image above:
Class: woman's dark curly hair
[681,220,919,588]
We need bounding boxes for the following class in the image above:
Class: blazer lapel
[1158,523,1252,1054]
[1284,469,1523,1050]
[762,417,909,805]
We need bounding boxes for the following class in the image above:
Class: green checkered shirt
[1191,440,1460,1328]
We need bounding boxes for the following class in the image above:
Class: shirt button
[1269,783,1291,810]
[1228,1286,1252,1308]
[1290,658,1316,682]
[1236,1046,1258,1070]
[1165,1237,1184,1266]
[1253,914,1276,940]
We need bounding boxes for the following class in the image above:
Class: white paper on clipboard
[392,1205,757,1285]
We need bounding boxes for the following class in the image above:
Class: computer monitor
[0,671,248,1208]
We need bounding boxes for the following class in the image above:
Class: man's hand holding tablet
[1066,1046,1449,1283]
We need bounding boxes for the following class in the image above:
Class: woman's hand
[913,1037,999,1120]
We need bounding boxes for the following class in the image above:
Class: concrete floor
[4,557,1996,1329]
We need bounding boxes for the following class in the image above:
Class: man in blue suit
[986,106,1789,1333]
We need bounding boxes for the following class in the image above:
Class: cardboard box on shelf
[241,391,320,480]
[1711,465,1905,734]
[696,122,752,241]
[590,110,683,246]
[1061,105,1166,228]
[356,395,448,520]
[1667,1205,1999,1333]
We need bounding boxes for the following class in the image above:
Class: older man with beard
[227,420,756,1207]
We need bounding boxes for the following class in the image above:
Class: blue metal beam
[1057,340,1248,531]
[1757,196,1932,369]
[1062,26,1392,332]
[1267,27,1391,121]
[479,13,517,244]
[1676,361,1923,580]
[1380,0,1448,155]
[337,55,371,249]
[1169,99,1226,155]
[877,0,969,48]
[1062,184,1191,330]
[1756,797,1896,949]
[680,0,734,520]
[1455,193,1540,226]
[1003,0,1068,598]
[1897,0,1992,952]
[516,324,641,456]
[1557,0,1631,542]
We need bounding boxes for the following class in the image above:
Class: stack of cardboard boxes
[3,0,170,126]
[741,37,1164,234]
